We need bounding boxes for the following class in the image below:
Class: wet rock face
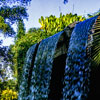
[64,21,79,38]
[48,54,67,100]
[18,16,100,100]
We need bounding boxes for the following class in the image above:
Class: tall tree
[0,6,28,78]
[0,0,31,40]
[0,6,28,36]
[0,0,31,98]
[0,0,30,65]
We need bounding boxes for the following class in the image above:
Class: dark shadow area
[48,31,71,100]
[87,65,100,100]
[48,54,67,100]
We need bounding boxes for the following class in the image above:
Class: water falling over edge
[18,43,39,100]
[63,16,98,100]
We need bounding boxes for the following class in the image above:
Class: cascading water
[18,44,39,100]
[18,23,75,100]
[63,16,98,100]
[18,16,100,100]
[29,31,68,100]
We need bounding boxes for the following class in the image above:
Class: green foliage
[16,19,25,40]
[0,16,8,32]
[0,6,28,37]
[0,79,17,91]
[10,19,26,86]
[0,79,18,99]
[0,0,30,97]
[39,13,85,34]
[0,6,28,24]
[0,1,29,62]
[11,28,51,86]
[91,16,100,66]
[0,65,7,82]
[1,88,18,100]
[0,5,28,70]
[28,27,41,33]
[0,16,15,36]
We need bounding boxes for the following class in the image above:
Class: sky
[1,0,100,46]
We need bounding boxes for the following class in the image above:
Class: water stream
[18,16,99,100]
[18,44,39,100]
[63,16,98,100]
[29,31,66,100]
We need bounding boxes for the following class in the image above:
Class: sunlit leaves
[39,13,85,34]
[1,88,18,100]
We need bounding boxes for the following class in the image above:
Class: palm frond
[91,16,100,66]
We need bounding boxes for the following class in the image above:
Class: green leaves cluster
[0,16,8,33]
[1,88,18,100]
[0,79,18,100]
[0,16,16,36]
[0,6,28,24]
[0,6,28,37]
[0,6,28,84]
[39,13,85,34]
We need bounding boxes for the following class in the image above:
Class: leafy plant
[1,88,18,100]
[91,16,100,66]
[39,13,85,34]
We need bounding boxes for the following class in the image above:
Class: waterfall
[63,16,98,100]
[18,16,100,100]
[18,44,39,100]
[29,31,67,100]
